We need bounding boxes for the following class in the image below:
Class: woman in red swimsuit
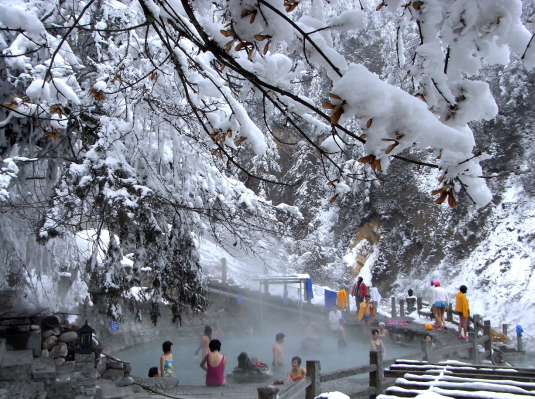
[200,339,226,386]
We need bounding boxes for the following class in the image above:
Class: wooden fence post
[483,320,492,359]
[399,299,405,318]
[257,386,279,399]
[468,332,478,364]
[417,297,422,312]
[447,303,453,322]
[473,314,481,337]
[391,297,397,318]
[306,360,320,399]
[421,339,431,362]
[503,324,508,337]
[369,351,383,399]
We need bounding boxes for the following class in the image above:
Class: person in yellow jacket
[455,285,469,340]
[358,295,376,334]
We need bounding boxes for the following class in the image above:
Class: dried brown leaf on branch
[327,179,340,186]
[224,40,235,52]
[329,194,339,204]
[329,93,342,100]
[412,1,423,11]
[254,34,271,41]
[50,104,65,116]
[45,128,60,141]
[447,192,457,207]
[432,182,456,207]
[322,102,335,109]
[358,155,375,164]
[234,137,247,146]
[89,86,104,102]
[240,9,257,23]
[4,94,29,109]
[220,29,234,37]
[284,0,300,12]
[371,159,382,172]
[376,2,385,11]
[435,191,448,204]
[366,118,373,128]
[385,142,399,154]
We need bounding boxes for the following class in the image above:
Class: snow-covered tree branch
[1,0,533,320]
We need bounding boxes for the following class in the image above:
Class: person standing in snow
[370,286,381,313]
[455,285,470,339]
[358,295,375,334]
[426,280,436,313]
[431,281,449,331]
[351,277,367,312]
[329,304,342,333]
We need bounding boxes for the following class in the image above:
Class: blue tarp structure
[325,289,337,310]
[305,278,314,300]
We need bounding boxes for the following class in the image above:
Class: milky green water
[112,324,420,385]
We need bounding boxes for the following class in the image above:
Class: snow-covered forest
[1,0,534,338]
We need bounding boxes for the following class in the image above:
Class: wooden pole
[417,297,422,312]
[518,332,524,352]
[257,386,279,399]
[483,320,492,360]
[221,257,227,283]
[502,323,508,337]
[446,303,453,322]
[391,297,397,318]
[305,360,320,399]
[473,314,481,337]
[369,351,382,399]
[421,339,431,362]
[399,299,405,318]
[468,332,478,363]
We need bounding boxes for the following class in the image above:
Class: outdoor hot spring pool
[111,324,420,385]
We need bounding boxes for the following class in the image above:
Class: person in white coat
[370,286,382,313]
[431,281,449,331]
[329,304,342,333]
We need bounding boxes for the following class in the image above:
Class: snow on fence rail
[257,329,493,399]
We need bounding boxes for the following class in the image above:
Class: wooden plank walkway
[381,359,535,398]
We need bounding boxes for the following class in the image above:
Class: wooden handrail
[278,376,311,399]
[320,364,376,383]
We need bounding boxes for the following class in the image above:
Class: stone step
[32,356,56,380]
[97,379,150,399]
[0,349,33,381]
[0,380,46,398]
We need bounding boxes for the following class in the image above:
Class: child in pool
[200,339,226,386]
[286,356,306,382]
[160,341,174,377]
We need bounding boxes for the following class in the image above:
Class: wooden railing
[257,325,492,399]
